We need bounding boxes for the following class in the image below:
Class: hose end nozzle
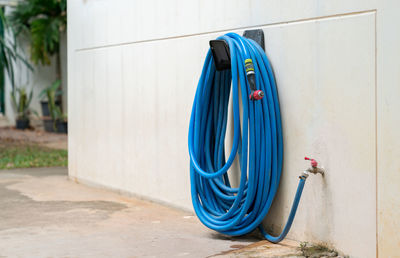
[250,90,264,101]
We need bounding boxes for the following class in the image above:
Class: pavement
[0,167,300,258]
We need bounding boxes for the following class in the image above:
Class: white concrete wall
[68,1,400,257]
[376,1,400,257]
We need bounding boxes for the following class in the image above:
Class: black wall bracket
[243,29,265,51]
[209,29,265,71]
[209,40,231,71]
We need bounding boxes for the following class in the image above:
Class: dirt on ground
[0,127,67,150]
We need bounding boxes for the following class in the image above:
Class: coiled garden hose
[188,32,308,243]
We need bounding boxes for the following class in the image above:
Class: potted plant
[10,87,35,130]
[10,0,67,117]
[40,98,61,117]
[42,106,67,133]
[39,80,62,117]
[41,79,67,133]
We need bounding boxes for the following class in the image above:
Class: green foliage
[0,7,32,113]
[0,8,16,90]
[10,0,67,65]
[0,141,67,169]
[10,86,35,120]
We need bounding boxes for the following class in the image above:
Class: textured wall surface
[68,1,400,257]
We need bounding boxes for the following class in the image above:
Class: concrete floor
[0,167,299,258]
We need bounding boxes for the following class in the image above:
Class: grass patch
[0,141,67,169]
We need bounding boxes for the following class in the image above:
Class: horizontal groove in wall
[75,9,376,52]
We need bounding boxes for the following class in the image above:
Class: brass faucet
[299,157,325,179]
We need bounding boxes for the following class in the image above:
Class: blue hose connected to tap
[188,32,307,243]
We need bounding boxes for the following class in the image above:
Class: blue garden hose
[188,32,307,243]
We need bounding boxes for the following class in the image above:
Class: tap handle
[304,157,318,167]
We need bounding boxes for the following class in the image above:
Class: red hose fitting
[250,90,264,101]
[304,157,318,167]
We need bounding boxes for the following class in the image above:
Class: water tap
[299,156,325,179]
